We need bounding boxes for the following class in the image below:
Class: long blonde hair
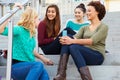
[17,6,38,37]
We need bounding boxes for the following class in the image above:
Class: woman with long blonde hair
[0,3,53,80]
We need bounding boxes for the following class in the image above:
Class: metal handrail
[0,0,28,25]
[0,0,28,80]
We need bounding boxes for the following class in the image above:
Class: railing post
[6,18,13,80]
[6,2,14,79]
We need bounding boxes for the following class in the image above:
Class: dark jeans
[40,28,76,55]
[60,44,104,71]
[40,35,61,55]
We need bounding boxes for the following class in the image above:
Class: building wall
[0,0,120,26]
[106,0,120,12]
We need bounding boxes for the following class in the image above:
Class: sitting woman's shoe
[79,66,93,80]
[53,54,69,80]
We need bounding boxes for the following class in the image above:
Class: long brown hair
[43,4,61,37]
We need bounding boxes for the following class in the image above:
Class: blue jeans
[11,61,49,80]
[69,44,104,68]
[60,44,104,71]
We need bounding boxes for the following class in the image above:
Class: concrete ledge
[89,66,120,80]
[43,53,120,65]
[103,53,120,65]
[1,53,120,80]
[1,52,120,66]
[0,66,6,78]
[0,57,7,66]
[0,65,120,80]
[45,65,120,80]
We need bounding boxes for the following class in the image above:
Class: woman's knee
[33,62,44,70]
[69,44,79,55]
[69,44,85,51]
[69,44,79,51]
[98,56,104,65]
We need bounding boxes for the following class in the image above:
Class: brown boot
[53,54,69,80]
[55,54,62,75]
[79,66,92,80]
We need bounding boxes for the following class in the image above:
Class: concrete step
[43,53,120,65]
[0,66,6,80]
[0,57,7,66]
[1,53,119,79]
[46,65,120,80]
[0,35,8,50]
[102,53,120,65]
[0,65,120,80]
[1,53,120,80]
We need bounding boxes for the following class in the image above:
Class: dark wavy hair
[87,1,106,20]
[75,3,86,13]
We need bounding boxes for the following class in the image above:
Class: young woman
[38,4,75,55]
[38,4,61,55]
[54,1,108,80]
[66,3,89,33]
[0,3,53,80]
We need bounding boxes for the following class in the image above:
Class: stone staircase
[46,65,120,80]
[44,54,120,80]
[0,11,120,80]
[0,53,120,80]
